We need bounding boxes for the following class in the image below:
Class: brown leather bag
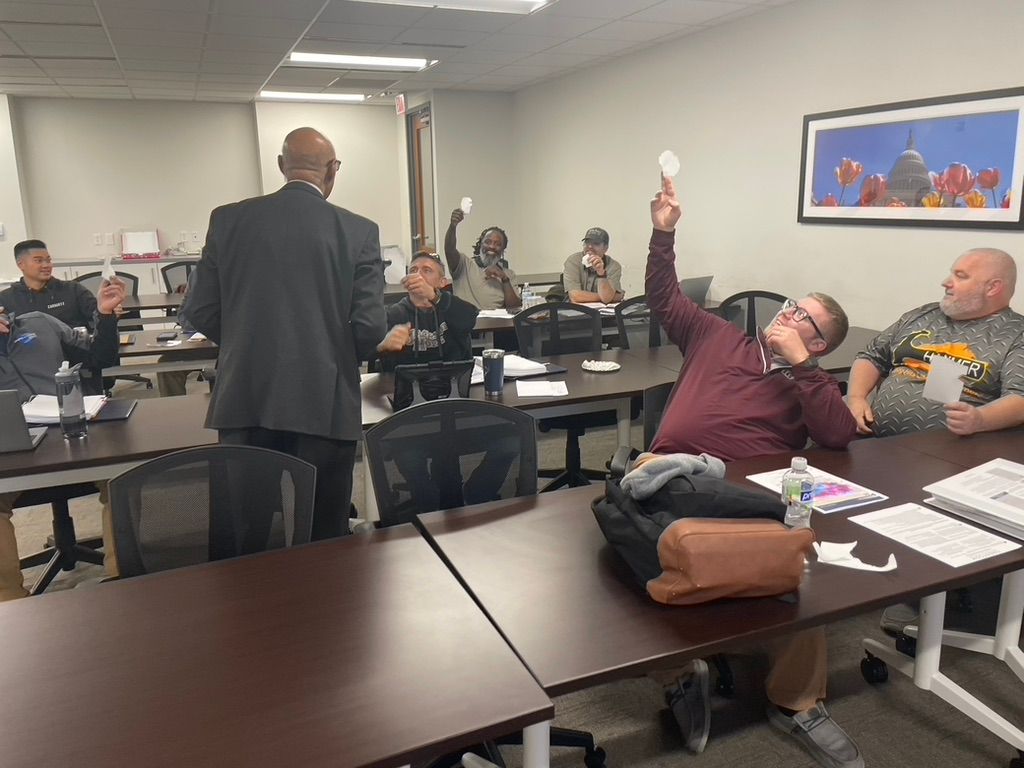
[645,518,815,605]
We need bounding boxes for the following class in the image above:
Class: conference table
[417,431,1024,757]
[1,524,555,768]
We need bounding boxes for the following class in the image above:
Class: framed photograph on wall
[798,87,1024,229]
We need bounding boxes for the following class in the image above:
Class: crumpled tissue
[813,540,896,572]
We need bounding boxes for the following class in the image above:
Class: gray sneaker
[767,702,864,768]
[880,601,920,636]
[664,658,710,753]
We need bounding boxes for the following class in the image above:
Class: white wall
[507,0,1024,328]
[254,101,403,248]
[431,91,519,269]
[12,98,260,262]
[0,95,28,281]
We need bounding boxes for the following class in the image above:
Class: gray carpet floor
[12,375,1023,768]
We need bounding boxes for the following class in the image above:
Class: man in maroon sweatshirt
[648,175,863,768]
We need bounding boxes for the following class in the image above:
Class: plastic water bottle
[781,456,814,528]
[521,282,534,308]
[55,360,88,439]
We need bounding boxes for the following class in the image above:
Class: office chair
[365,400,605,768]
[613,295,665,350]
[365,399,537,528]
[107,445,315,578]
[514,302,621,491]
[715,290,787,338]
[160,261,194,294]
[75,270,153,390]
[16,483,105,595]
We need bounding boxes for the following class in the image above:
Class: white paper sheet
[515,380,568,397]
[189,332,207,341]
[476,309,513,318]
[923,458,1024,540]
[23,395,106,424]
[850,503,1020,567]
[922,356,967,404]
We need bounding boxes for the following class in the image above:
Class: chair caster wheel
[861,653,888,684]
[895,633,917,658]
[583,746,606,768]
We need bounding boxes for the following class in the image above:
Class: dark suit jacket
[187,181,386,441]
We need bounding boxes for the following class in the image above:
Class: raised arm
[443,207,465,275]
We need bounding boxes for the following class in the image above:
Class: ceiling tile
[197,71,264,84]
[582,19,691,41]
[120,58,199,72]
[195,92,253,101]
[395,72,471,85]
[208,15,309,38]
[0,40,22,54]
[108,29,204,48]
[0,83,66,94]
[1,23,107,43]
[500,13,607,37]
[333,70,402,82]
[198,61,277,75]
[53,76,126,85]
[317,1,429,26]
[0,58,43,74]
[204,33,293,53]
[516,51,597,66]
[125,77,198,88]
[544,37,638,56]
[18,41,114,57]
[306,21,404,44]
[266,67,340,87]
[491,63,560,78]
[35,58,122,75]
[0,75,54,84]
[0,2,100,24]
[99,0,211,11]
[393,27,484,47]
[544,0,663,18]
[448,49,525,65]
[214,0,324,20]
[200,48,283,64]
[372,43,467,60]
[98,7,208,32]
[463,33,560,54]
[290,39,381,56]
[63,85,132,96]
[426,61,495,76]
[115,44,201,61]
[412,8,516,33]
[131,90,195,99]
[628,0,750,25]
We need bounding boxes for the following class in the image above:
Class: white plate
[581,360,621,373]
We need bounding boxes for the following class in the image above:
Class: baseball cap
[582,227,609,246]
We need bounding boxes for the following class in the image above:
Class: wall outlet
[93,233,103,246]
[191,231,201,243]
[104,232,114,246]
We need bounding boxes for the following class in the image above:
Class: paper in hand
[102,255,116,282]
[658,150,680,178]
[922,356,967,404]
[460,196,473,215]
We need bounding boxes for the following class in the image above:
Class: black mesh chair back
[643,379,680,449]
[513,302,602,358]
[108,445,316,578]
[75,270,140,298]
[716,290,787,338]
[161,261,194,293]
[365,399,537,528]
[614,295,664,350]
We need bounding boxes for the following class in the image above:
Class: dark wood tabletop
[1,525,553,768]
[120,292,184,311]
[0,394,216,485]
[884,427,1024,469]
[118,328,218,358]
[418,433,1024,697]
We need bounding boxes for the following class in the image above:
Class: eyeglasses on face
[781,298,825,342]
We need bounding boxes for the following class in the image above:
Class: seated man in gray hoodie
[0,277,126,601]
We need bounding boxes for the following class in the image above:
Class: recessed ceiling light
[287,52,434,71]
[353,0,550,13]
[259,90,366,102]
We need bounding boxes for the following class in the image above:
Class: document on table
[516,380,568,397]
[476,308,514,318]
[23,395,106,424]
[850,503,1020,567]
[746,466,887,514]
[923,458,1024,540]
[189,332,207,341]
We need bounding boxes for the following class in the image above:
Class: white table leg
[522,720,551,768]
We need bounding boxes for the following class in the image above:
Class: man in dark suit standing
[188,127,386,539]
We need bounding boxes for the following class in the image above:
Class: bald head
[277,127,339,196]
[940,247,1017,320]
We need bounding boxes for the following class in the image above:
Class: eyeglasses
[781,298,825,342]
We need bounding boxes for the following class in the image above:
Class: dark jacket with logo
[0,277,98,330]
[382,291,479,370]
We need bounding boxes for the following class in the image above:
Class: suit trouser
[218,428,357,541]
[0,485,118,602]
[650,627,828,712]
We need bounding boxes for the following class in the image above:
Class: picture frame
[797,87,1024,229]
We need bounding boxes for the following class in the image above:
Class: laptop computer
[0,390,47,453]
[679,275,714,306]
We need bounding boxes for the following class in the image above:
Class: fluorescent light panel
[288,52,433,71]
[259,90,366,102]
[351,0,550,13]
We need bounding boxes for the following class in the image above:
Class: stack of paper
[23,395,106,424]
[503,354,547,376]
[476,309,513,318]
[923,458,1024,540]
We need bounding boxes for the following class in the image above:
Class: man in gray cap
[562,227,624,304]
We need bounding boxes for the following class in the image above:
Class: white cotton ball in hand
[658,150,680,178]
[460,196,473,215]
